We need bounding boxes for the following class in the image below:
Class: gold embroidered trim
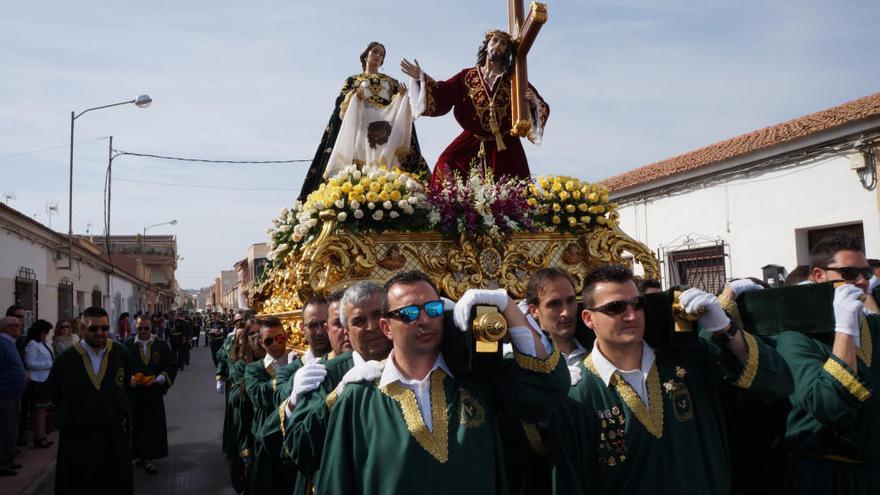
[272,378,277,392]
[733,332,760,389]
[513,345,560,373]
[137,341,152,366]
[239,448,252,458]
[325,388,339,410]
[215,375,225,382]
[73,340,112,391]
[266,362,276,378]
[584,354,664,439]
[380,369,449,463]
[279,403,287,436]
[823,358,872,402]
[521,421,549,457]
[858,316,872,367]
[717,295,744,329]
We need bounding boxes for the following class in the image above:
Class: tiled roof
[601,91,880,193]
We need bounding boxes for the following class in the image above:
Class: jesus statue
[401,30,549,183]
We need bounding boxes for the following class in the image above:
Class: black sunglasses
[386,300,444,324]
[263,334,287,346]
[588,296,645,317]
[136,326,151,331]
[821,265,873,282]
[86,325,111,332]
[304,320,327,331]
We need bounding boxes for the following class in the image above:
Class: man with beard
[401,30,549,183]
[49,306,132,495]
[282,282,392,492]
[123,315,177,474]
[316,271,568,493]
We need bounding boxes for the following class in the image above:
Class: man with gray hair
[281,280,392,490]
[0,316,27,476]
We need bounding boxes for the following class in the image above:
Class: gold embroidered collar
[380,368,449,463]
[584,353,664,439]
[858,316,873,367]
[73,340,113,390]
[136,339,153,366]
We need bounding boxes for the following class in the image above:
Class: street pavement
[29,337,237,495]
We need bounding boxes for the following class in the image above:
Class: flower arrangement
[426,167,534,238]
[265,166,619,265]
[266,165,431,263]
[527,176,618,234]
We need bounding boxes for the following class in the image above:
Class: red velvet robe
[422,67,549,184]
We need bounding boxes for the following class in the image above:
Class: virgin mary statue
[297,42,429,201]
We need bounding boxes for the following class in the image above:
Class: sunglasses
[86,325,111,333]
[588,296,645,317]
[821,265,873,282]
[304,320,327,331]
[386,300,444,324]
[262,334,288,346]
[136,326,151,331]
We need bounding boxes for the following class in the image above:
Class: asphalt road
[32,337,237,495]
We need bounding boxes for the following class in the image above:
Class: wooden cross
[508,1,547,137]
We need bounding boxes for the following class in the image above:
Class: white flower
[337,212,348,222]
[292,232,303,242]
[408,195,419,204]
[279,224,291,233]
[367,202,376,210]
[428,210,441,225]
[406,179,420,190]
[279,207,289,218]
[266,250,276,261]
[397,199,409,209]
[293,201,303,210]
[352,171,362,181]
[353,209,364,219]
[372,210,384,221]
[383,201,393,210]
[306,219,318,228]
[314,201,325,210]
[334,199,345,209]
[268,240,277,249]
[277,243,289,252]
[389,211,399,219]
[350,200,361,210]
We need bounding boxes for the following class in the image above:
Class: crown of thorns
[483,29,514,42]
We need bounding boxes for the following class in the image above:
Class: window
[91,287,103,308]
[807,223,864,253]
[58,277,74,321]
[14,267,38,329]
[668,245,727,295]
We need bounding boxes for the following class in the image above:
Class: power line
[114,176,297,192]
[0,136,109,160]
[112,149,311,165]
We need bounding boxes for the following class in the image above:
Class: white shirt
[136,336,154,359]
[379,351,453,432]
[590,341,656,409]
[263,352,289,372]
[562,339,587,367]
[81,342,108,375]
[24,340,54,382]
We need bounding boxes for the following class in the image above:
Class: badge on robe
[663,368,694,422]
[597,407,627,467]
[458,389,485,428]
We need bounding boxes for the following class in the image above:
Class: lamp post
[142,219,177,254]
[64,94,152,270]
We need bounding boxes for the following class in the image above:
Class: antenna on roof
[45,202,59,229]
[3,191,15,205]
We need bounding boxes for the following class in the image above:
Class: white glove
[453,288,510,331]
[441,297,456,312]
[568,365,582,386]
[679,288,730,333]
[216,380,225,394]
[516,298,530,313]
[154,374,166,385]
[290,361,327,406]
[869,275,879,293]
[833,284,864,343]
[729,279,763,298]
[334,360,383,396]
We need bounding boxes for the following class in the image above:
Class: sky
[2,1,879,290]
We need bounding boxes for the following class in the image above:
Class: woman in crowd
[52,318,78,355]
[24,319,55,448]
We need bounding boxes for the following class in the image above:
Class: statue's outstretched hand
[398,83,407,97]
[400,58,422,79]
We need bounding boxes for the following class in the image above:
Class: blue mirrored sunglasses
[386,300,444,323]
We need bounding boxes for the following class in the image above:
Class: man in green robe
[216,314,242,461]
[49,306,133,495]
[123,315,177,474]
[282,281,393,492]
[773,232,880,493]
[549,264,794,494]
[316,270,568,494]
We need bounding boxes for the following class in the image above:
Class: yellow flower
[572,190,581,200]
[580,185,591,195]
[551,215,561,225]
[537,177,549,189]
[341,182,353,194]
[601,194,609,203]
[526,197,538,207]
[580,216,591,224]
[565,204,576,213]
[551,181,563,192]
[369,182,381,193]
[567,216,577,227]
[348,192,359,202]
[565,180,575,192]
[383,183,394,193]
[596,205,605,213]
[578,203,588,212]
[588,192,599,203]
[328,178,341,187]
[552,203,561,212]
[559,191,569,201]
[378,191,389,202]
[390,190,402,202]
[360,177,370,186]
[353,184,365,194]
[366,191,379,202]
[596,216,606,225]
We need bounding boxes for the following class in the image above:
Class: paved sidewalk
[29,342,236,495]
[0,430,58,495]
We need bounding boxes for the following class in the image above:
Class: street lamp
[143,219,178,237]
[63,94,152,270]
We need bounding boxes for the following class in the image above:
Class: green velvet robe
[550,332,793,494]
[215,333,235,459]
[316,347,568,494]
[122,337,177,460]
[773,315,880,494]
[227,359,253,493]
[49,340,133,495]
